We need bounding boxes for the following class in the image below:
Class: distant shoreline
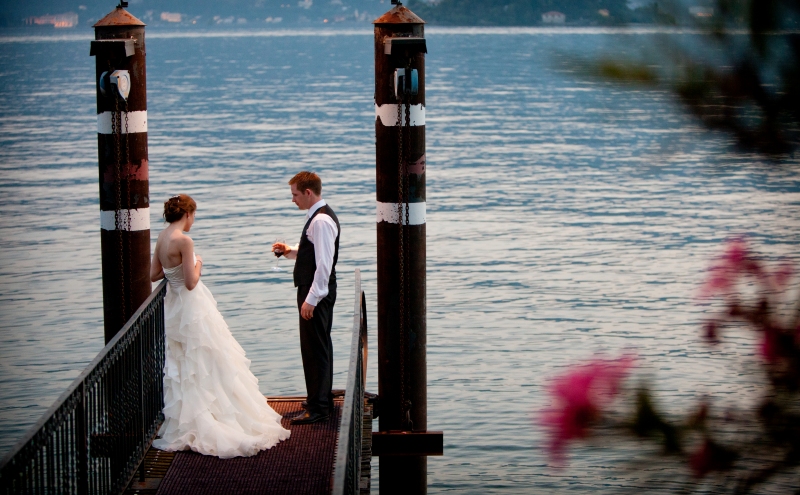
[1,24,798,43]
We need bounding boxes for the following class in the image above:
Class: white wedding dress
[152,258,290,458]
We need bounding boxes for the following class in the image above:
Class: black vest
[293,204,340,288]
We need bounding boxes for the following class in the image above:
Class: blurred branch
[587,0,800,158]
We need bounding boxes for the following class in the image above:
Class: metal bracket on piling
[384,37,427,56]
[90,38,136,58]
[371,431,443,457]
[98,70,131,100]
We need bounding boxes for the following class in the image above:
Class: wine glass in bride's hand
[271,238,286,272]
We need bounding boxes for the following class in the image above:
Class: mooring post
[91,2,150,343]
[374,2,434,493]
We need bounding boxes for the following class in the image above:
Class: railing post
[333,270,368,494]
[138,320,146,483]
[75,383,88,495]
[361,292,368,391]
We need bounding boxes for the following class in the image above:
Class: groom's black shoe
[290,411,329,425]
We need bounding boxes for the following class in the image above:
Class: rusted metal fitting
[374,4,426,25]
[93,6,145,27]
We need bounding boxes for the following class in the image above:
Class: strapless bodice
[163,254,196,290]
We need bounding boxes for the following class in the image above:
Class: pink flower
[541,356,635,462]
[689,438,738,477]
[698,237,764,299]
[759,326,781,364]
[722,238,748,265]
[689,440,714,477]
[771,261,794,291]
[702,320,719,342]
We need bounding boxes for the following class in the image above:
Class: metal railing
[332,269,368,495]
[0,280,168,495]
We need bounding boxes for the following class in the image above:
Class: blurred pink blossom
[698,237,764,298]
[689,439,713,477]
[702,320,719,342]
[541,356,635,462]
[772,261,794,291]
[698,238,797,360]
[759,327,780,363]
[689,438,738,478]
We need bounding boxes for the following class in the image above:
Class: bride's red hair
[163,194,197,223]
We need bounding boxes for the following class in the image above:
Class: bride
[150,194,290,458]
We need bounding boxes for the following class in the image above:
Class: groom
[273,171,340,424]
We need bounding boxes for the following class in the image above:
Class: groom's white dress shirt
[296,199,338,307]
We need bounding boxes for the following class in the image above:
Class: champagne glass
[271,237,286,272]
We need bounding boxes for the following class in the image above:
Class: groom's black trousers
[297,283,336,415]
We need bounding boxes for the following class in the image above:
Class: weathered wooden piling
[374,2,440,493]
[91,2,151,343]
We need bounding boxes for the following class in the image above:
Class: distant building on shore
[25,13,78,28]
[541,11,566,24]
[689,6,714,17]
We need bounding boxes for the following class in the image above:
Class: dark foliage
[589,0,800,158]
[407,0,634,26]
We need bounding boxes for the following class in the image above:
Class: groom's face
[290,184,313,210]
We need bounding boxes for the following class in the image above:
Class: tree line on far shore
[406,0,767,26]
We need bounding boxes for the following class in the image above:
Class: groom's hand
[272,242,288,257]
[301,302,315,320]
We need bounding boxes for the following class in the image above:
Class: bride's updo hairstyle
[163,194,197,223]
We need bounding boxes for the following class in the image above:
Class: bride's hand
[194,254,203,276]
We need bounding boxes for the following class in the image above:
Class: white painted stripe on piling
[97,111,148,134]
[376,201,426,225]
[100,208,150,231]
[375,103,425,127]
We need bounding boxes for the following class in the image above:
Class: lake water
[1,25,799,493]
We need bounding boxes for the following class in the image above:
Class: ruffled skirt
[152,281,290,458]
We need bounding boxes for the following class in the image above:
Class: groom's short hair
[289,171,322,196]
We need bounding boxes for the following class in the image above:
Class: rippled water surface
[1,26,799,493]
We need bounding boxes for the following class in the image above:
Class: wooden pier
[0,272,374,495]
[124,397,373,495]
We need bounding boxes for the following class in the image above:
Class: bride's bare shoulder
[167,231,194,256]
[156,228,193,256]
[158,226,190,242]
[174,230,193,245]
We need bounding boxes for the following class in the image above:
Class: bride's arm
[181,236,203,290]
[150,240,164,282]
